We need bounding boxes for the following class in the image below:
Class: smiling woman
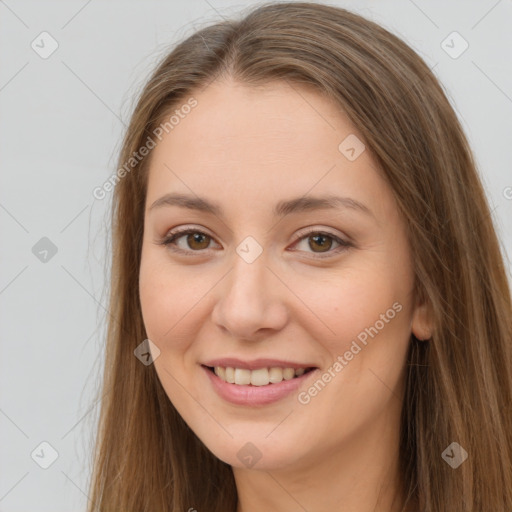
[87,2,512,512]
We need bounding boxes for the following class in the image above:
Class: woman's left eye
[159,228,351,258]
[291,231,351,257]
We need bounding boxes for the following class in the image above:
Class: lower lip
[202,365,317,406]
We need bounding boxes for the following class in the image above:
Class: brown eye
[185,232,211,250]
[291,230,351,258]
[308,234,334,253]
[161,229,216,252]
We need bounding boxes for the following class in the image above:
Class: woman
[87,2,512,511]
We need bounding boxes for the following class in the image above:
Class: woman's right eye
[160,228,218,254]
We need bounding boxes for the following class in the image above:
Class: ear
[411,296,433,341]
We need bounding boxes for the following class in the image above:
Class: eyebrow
[148,192,373,218]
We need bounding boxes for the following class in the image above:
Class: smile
[201,361,319,406]
[208,366,315,386]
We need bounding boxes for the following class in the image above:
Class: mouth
[201,357,320,406]
[202,365,317,386]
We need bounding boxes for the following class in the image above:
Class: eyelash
[158,227,352,259]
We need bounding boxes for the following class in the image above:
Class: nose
[211,251,289,341]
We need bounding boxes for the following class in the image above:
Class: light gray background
[1,1,511,511]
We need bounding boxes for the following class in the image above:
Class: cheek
[139,248,220,365]
[294,260,414,422]
[292,274,411,444]
[139,250,192,347]
[298,266,407,353]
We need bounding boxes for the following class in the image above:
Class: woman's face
[139,79,430,471]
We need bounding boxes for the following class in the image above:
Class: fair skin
[139,79,430,512]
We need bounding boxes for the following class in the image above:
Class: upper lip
[202,358,318,370]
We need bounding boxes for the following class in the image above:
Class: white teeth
[234,368,251,385]
[213,366,310,386]
[250,368,269,386]
[215,366,226,380]
[225,367,235,383]
[283,368,295,380]
[269,367,283,383]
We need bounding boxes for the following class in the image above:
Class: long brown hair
[87,3,512,511]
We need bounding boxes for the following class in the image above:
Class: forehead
[145,79,392,221]
[156,79,348,159]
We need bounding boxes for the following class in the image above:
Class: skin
[139,79,431,512]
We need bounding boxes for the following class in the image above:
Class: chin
[195,428,311,471]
